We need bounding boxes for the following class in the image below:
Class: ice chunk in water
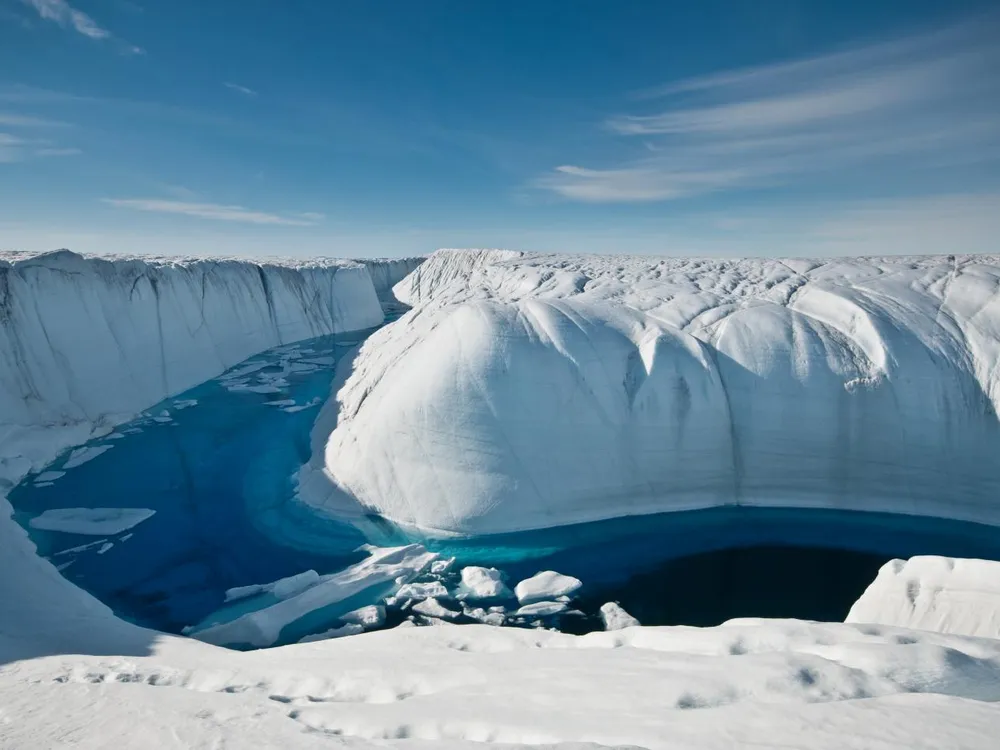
[189,545,437,648]
[29,508,156,535]
[454,566,512,601]
[515,601,569,618]
[514,571,582,604]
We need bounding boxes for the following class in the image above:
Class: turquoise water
[10,321,1000,642]
[9,328,378,634]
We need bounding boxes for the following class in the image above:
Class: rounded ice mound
[317,254,1000,536]
[515,571,583,605]
[323,298,737,534]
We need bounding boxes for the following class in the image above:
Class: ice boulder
[847,556,1000,639]
[454,567,513,601]
[515,571,583,605]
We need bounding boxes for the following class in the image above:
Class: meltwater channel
[10,319,1000,646]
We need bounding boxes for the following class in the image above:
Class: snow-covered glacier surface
[315,250,1000,535]
[2,249,1000,748]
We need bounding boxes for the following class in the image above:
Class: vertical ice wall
[0,250,384,481]
[0,249,391,658]
[360,257,426,304]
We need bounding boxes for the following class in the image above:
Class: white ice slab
[28,508,156,535]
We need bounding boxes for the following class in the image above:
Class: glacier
[0,250,416,659]
[3,248,1000,748]
[0,250,395,484]
[314,250,1000,535]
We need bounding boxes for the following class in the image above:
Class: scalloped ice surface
[311,250,1000,536]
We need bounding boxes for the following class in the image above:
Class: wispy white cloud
[540,19,1000,203]
[102,199,325,226]
[0,113,79,163]
[19,0,143,53]
[34,146,81,157]
[224,82,258,97]
[0,112,68,128]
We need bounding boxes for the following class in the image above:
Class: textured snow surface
[847,556,1000,639]
[318,249,1000,534]
[4,617,1000,748]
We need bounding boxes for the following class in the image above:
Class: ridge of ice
[319,250,1000,535]
[846,556,1000,639]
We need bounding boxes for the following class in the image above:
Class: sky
[1,0,999,258]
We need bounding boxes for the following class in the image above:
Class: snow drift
[848,556,1000,639]
[316,250,1000,535]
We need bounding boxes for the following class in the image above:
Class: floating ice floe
[514,571,582,604]
[454,566,512,601]
[394,580,449,602]
[53,539,110,556]
[264,399,297,408]
[224,569,321,603]
[412,598,461,621]
[28,508,156,535]
[515,601,569,618]
[462,604,506,626]
[189,544,438,648]
[172,399,198,410]
[282,397,322,413]
[63,444,113,469]
[340,604,386,629]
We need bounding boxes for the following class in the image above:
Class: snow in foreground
[3,614,1000,749]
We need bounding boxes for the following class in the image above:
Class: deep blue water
[9,322,1000,642]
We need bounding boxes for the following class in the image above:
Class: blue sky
[1,0,999,258]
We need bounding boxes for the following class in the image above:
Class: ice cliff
[362,257,426,304]
[0,249,410,659]
[314,250,1000,536]
[0,250,388,482]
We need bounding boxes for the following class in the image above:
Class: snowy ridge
[322,250,1000,534]
[848,556,1000,639]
